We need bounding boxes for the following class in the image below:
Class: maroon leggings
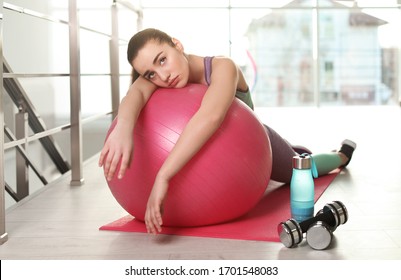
[263,125,298,183]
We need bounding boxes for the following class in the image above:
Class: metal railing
[0,0,7,245]
[0,0,142,245]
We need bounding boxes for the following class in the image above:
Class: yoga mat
[100,170,340,242]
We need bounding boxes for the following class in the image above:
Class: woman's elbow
[206,111,227,130]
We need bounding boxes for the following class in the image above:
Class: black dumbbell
[277,201,348,248]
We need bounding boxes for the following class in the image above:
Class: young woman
[98,28,356,234]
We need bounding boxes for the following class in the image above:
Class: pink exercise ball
[106,83,272,227]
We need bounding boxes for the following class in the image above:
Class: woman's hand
[145,176,169,234]
[99,78,156,181]
[98,124,133,181]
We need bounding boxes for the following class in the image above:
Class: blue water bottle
[290,154,318,222]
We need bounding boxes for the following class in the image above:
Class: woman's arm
[99,77,157,181]
[145,57,239,234]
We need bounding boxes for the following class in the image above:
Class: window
[137,0,401,106]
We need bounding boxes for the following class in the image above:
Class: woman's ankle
[338,152,349,166]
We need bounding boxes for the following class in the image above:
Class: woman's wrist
[115,118,135,132]
[156,162,178,186]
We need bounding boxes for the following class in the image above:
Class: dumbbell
[277,201,348,249]
[306,220,333,250]
[306,206,344,250]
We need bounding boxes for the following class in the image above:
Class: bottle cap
[292,154,312,169]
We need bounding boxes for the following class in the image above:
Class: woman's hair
[127,28,175,84]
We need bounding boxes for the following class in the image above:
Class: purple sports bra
[204,56,213,86]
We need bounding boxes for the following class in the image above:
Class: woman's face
[132,39,189,88]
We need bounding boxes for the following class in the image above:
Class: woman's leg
[312,139,357,176]
[264,125,297,183]
[312,153,342,176]
[264,125,356,183]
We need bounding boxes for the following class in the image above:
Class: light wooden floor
[1,106,401,260]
